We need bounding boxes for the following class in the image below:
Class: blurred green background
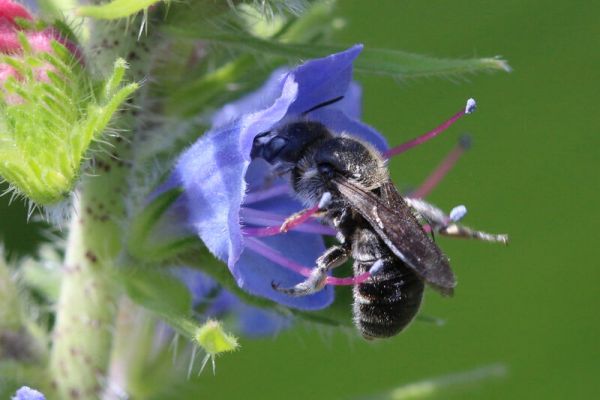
[2,0,598,398]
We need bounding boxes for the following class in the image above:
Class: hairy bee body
[253,118,455,339]
[340,210,425,339]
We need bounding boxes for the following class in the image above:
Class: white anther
[370,259,385,276]
[318,192,332,209]
[465,98,477,114]
[449,205,467,222]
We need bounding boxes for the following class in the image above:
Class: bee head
[251,121,333,164]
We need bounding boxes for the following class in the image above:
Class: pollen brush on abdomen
[353,258,425,339]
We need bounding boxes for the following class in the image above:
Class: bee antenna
[302,96,345,116]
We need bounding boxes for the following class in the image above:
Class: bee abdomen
[353,260,424,339]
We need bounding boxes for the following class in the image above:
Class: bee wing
[334,178,455,295]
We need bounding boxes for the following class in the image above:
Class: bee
[251,99,506,339]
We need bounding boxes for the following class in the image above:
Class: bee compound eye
[317,162,335,178]
[251,131,272,159]
[263,137,288,163]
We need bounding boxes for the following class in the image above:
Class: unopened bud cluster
[0,0,137,205]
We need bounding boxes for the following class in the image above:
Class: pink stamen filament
[243,138,467,238]
[243,184,290,204]
[409,139,468,199]
[384,103,470,159]
[242,99,475,281]
[244,237,370,286]
[240,208,336,237]
[328,272,371,285]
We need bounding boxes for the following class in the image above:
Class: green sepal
[120,265,239,358]
[195,320,238,355]
[0,50,139,205]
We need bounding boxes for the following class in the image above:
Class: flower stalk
[48,17,155,400]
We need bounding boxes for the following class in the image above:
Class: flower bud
[0,1,137,205]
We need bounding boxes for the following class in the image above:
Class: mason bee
[251,98,505,339]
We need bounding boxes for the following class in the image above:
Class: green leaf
[127,188,182,257]
[167,55,260,117]
[0,255,23,329]
[77,0,161,20]
[177,32,510,79]
[121,266,192,317]
[120,264,240,361]
[126,187,202,262]
[360,364,507,400]
[121,266,204,342]
[0,361,51,399]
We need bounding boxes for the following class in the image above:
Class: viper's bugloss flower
[169,45,393,310]
[12,386,45,400]
[169,45,487,311]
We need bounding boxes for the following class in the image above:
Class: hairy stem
[49,194,120,399]
[49,14,159,399]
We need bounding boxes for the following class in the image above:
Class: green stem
[48,13,160,399]
[0,255,46,363]
[49,193,120,399]
[104,298,157,398]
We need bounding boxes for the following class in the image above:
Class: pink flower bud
[0,0,33,28]
[0,0,82,58]
[0,0,82,103]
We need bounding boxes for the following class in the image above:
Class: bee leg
[272,244,350,296]
[405,198,508,244]
[439,224,509,244]
[404,198,449,227]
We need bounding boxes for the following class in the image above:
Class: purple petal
[287,44,363,115]
[311,107,389,152]
[211,67,289,128]
[212,45,363,126]
[176,269,293,336]
[337,82,362,119]
[169,45,375,310]
[238,165,332,308]
[236,304,292,337]
[235,231,332,309]
[173,76,298,266]
[12,387,45,400]
[173,268,219,303]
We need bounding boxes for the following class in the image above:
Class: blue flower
[12,387,45,400]
[169,45,389,309]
